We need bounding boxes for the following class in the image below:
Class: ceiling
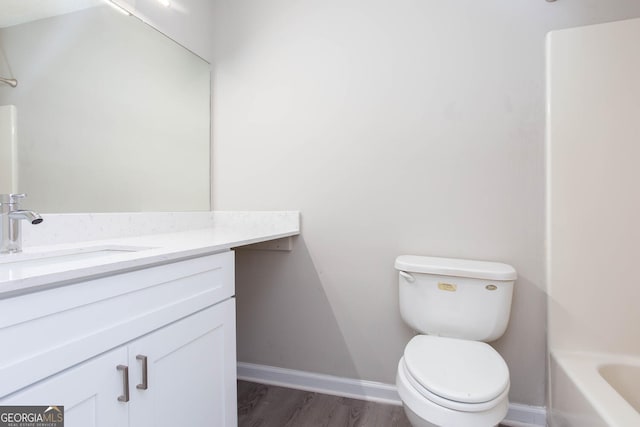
[0,0,104,28]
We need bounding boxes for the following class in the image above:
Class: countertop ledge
[0,211,300,299]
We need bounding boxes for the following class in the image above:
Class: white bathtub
[550,351,640,427]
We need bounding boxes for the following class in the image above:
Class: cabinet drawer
[0,251,234,398]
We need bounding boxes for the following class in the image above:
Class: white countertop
[0,211,300,298]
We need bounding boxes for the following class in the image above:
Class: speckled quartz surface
[0,211,299,298]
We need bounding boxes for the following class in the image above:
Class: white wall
[209,0,640,407]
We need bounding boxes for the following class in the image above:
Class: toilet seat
[403,335,509,411]
[400,358,509,413]
[396,358,509,427]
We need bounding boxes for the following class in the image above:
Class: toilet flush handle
[399,271,415,283]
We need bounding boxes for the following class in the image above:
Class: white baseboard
[503,403,547,426]
[237,362,401,405]
[237,362,547,426]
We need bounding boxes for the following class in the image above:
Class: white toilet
[394,255,516,427]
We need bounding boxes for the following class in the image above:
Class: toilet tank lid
[395,255,517,281]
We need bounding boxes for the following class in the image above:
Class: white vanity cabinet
[0,250,237,427]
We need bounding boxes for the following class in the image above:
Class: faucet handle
[0,193,26,204]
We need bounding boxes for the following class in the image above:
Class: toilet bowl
[396,335,509,427]
[394,255,516,427]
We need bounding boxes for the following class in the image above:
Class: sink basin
[0,245,152,269]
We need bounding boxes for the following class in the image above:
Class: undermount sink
[0,245,153,269]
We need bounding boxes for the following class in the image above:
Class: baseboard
[503,403,547,426]
[237,362,547,426]
[238,362,401,405]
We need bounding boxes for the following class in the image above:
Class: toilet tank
[395,255,516,342]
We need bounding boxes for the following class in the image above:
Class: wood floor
[238,380,509,427]
[238,380,411,427]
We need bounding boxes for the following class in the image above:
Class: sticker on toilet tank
[437,282,457,292]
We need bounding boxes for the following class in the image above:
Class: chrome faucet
[0,194,43,254]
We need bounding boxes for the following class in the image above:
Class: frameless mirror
[0,0,210,212]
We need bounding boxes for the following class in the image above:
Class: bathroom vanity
[0,211,299,427]
[0,2,296,424]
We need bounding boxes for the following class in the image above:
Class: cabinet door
[1,347,129,427]
[128,299,237,427]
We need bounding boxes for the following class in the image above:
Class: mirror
[0,0,210,212]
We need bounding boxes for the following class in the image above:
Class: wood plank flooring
[238,380,510,427]
[238,380,411,427]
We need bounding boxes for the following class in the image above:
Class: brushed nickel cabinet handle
[117,364,130,402]
[136,355,148,390]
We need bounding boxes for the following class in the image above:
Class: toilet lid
[403,335,509,404]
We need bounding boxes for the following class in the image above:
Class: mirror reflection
[0,0,210,212]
